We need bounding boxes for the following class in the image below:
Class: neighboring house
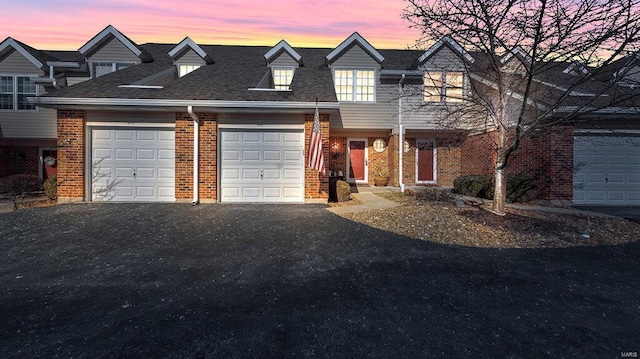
[3,25,638,204]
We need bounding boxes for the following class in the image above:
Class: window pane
[355,70,375,102]
[0,76,13,110]
[93,62,114,77]
[179,64,200,77]
[17,77,36,110]
[424,71,443,102]
[334,70,353,102]
[445,72,464,103]
[273,67,294,90]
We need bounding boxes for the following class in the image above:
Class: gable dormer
[264,40,302,68]
[168,37,213,77]
[254,40,303,90]
[500,46,531,75]
[418,36,474,104]
[326,32,384,68]
[563,61,590,76]
[0,38,49,72]
[417,35,474,70]
[79,25,151,78]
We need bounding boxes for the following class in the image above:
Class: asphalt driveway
[1,204,639,358]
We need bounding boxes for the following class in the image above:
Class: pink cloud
[1,0,421,50]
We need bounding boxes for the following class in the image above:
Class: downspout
[398,74,406,193]
[187,106,200,205]
[49,65,58,89]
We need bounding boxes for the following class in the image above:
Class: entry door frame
[416,138,437,184]
[346,138,368,184]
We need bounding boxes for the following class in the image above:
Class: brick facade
[305,113,329,199]
[460,127,574,201]
[56,110,85,201]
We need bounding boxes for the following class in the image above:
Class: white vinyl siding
[334,69,375,102]
[87,37,141,63]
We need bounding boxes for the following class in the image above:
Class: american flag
[307,104,325,175]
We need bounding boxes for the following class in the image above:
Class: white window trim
[333,68,377,103]
[272,66,295,90]
[89,61,137,78]
[423,70,467,104]
[0,74,40,112]
[177,63,202,77]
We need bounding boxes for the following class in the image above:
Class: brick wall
[0,146,39,178]
[305,113,329,199]
[56,110,85,201]
[460,127,574,201]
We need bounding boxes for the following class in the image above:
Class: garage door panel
[574,135,640,205]
[221,128,304,203]
[92,128,175,202]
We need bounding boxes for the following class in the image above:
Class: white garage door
[220,129,304,202]
[573,135,640,205]
[92,128,175,202]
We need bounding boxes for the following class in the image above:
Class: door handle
[260,170,263,180]
[133,169,136,178]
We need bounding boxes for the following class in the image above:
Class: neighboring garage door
[91,127,175,202]
[573,135,640,205]
[220,128,304,202]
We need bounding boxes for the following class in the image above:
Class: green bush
[0,174,43,196]
[453,174,538,203]
[453,175,491,197]
[44,175,57,200]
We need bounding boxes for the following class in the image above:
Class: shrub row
[0,174,43,196]
[453,174,538,203]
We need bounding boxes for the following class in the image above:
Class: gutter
[398,74,406,193]
[187,106,200,205]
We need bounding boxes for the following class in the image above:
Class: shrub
[453,175,491,197]
[336,180,351,202]
[415,187,456,202]
[44,175,57,200]
[453,174,538,203]
[0,174,43,196]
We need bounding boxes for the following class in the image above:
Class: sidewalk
[0,196,49,214]
[327,192,400,215]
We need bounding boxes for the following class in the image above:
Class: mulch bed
[342,192,640,248]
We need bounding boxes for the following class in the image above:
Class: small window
[92,62,135,78]
[272,67,294,90]
[334,69,375,102]
[424,71,465,103]
[0,75,37,111]
[178,64,201,77]
[0,76,13,110]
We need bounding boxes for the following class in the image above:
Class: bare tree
[404,0,640,215]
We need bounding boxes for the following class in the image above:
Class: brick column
[56,110,85,202]
[304,113,329,200]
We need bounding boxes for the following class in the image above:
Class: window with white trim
[272,67,294,90]
[178,64,201,77]
[0,75,37,111]
[92,62,135,78]
[424,71,464,103]
[334,69,375,102]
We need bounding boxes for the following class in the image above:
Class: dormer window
[272,66,294,90]
[178,64,201,77]
[92,62,134,78]
[424,71,464,103]
[334,69,375,102]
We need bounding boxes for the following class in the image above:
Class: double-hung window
[424,71,464,103]
[178,64,201,77]
[0,75,37,111]
[92,62,135,78]
[334,69,375,102]
[272,67,294,90]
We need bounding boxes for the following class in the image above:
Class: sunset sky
[1,0,423,50]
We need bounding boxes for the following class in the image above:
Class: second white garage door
[573,135,640,205]
[91,127,175,202]
[220,129,304,202]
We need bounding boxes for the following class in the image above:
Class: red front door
[417,139,434,182]
[348,140,366,182]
